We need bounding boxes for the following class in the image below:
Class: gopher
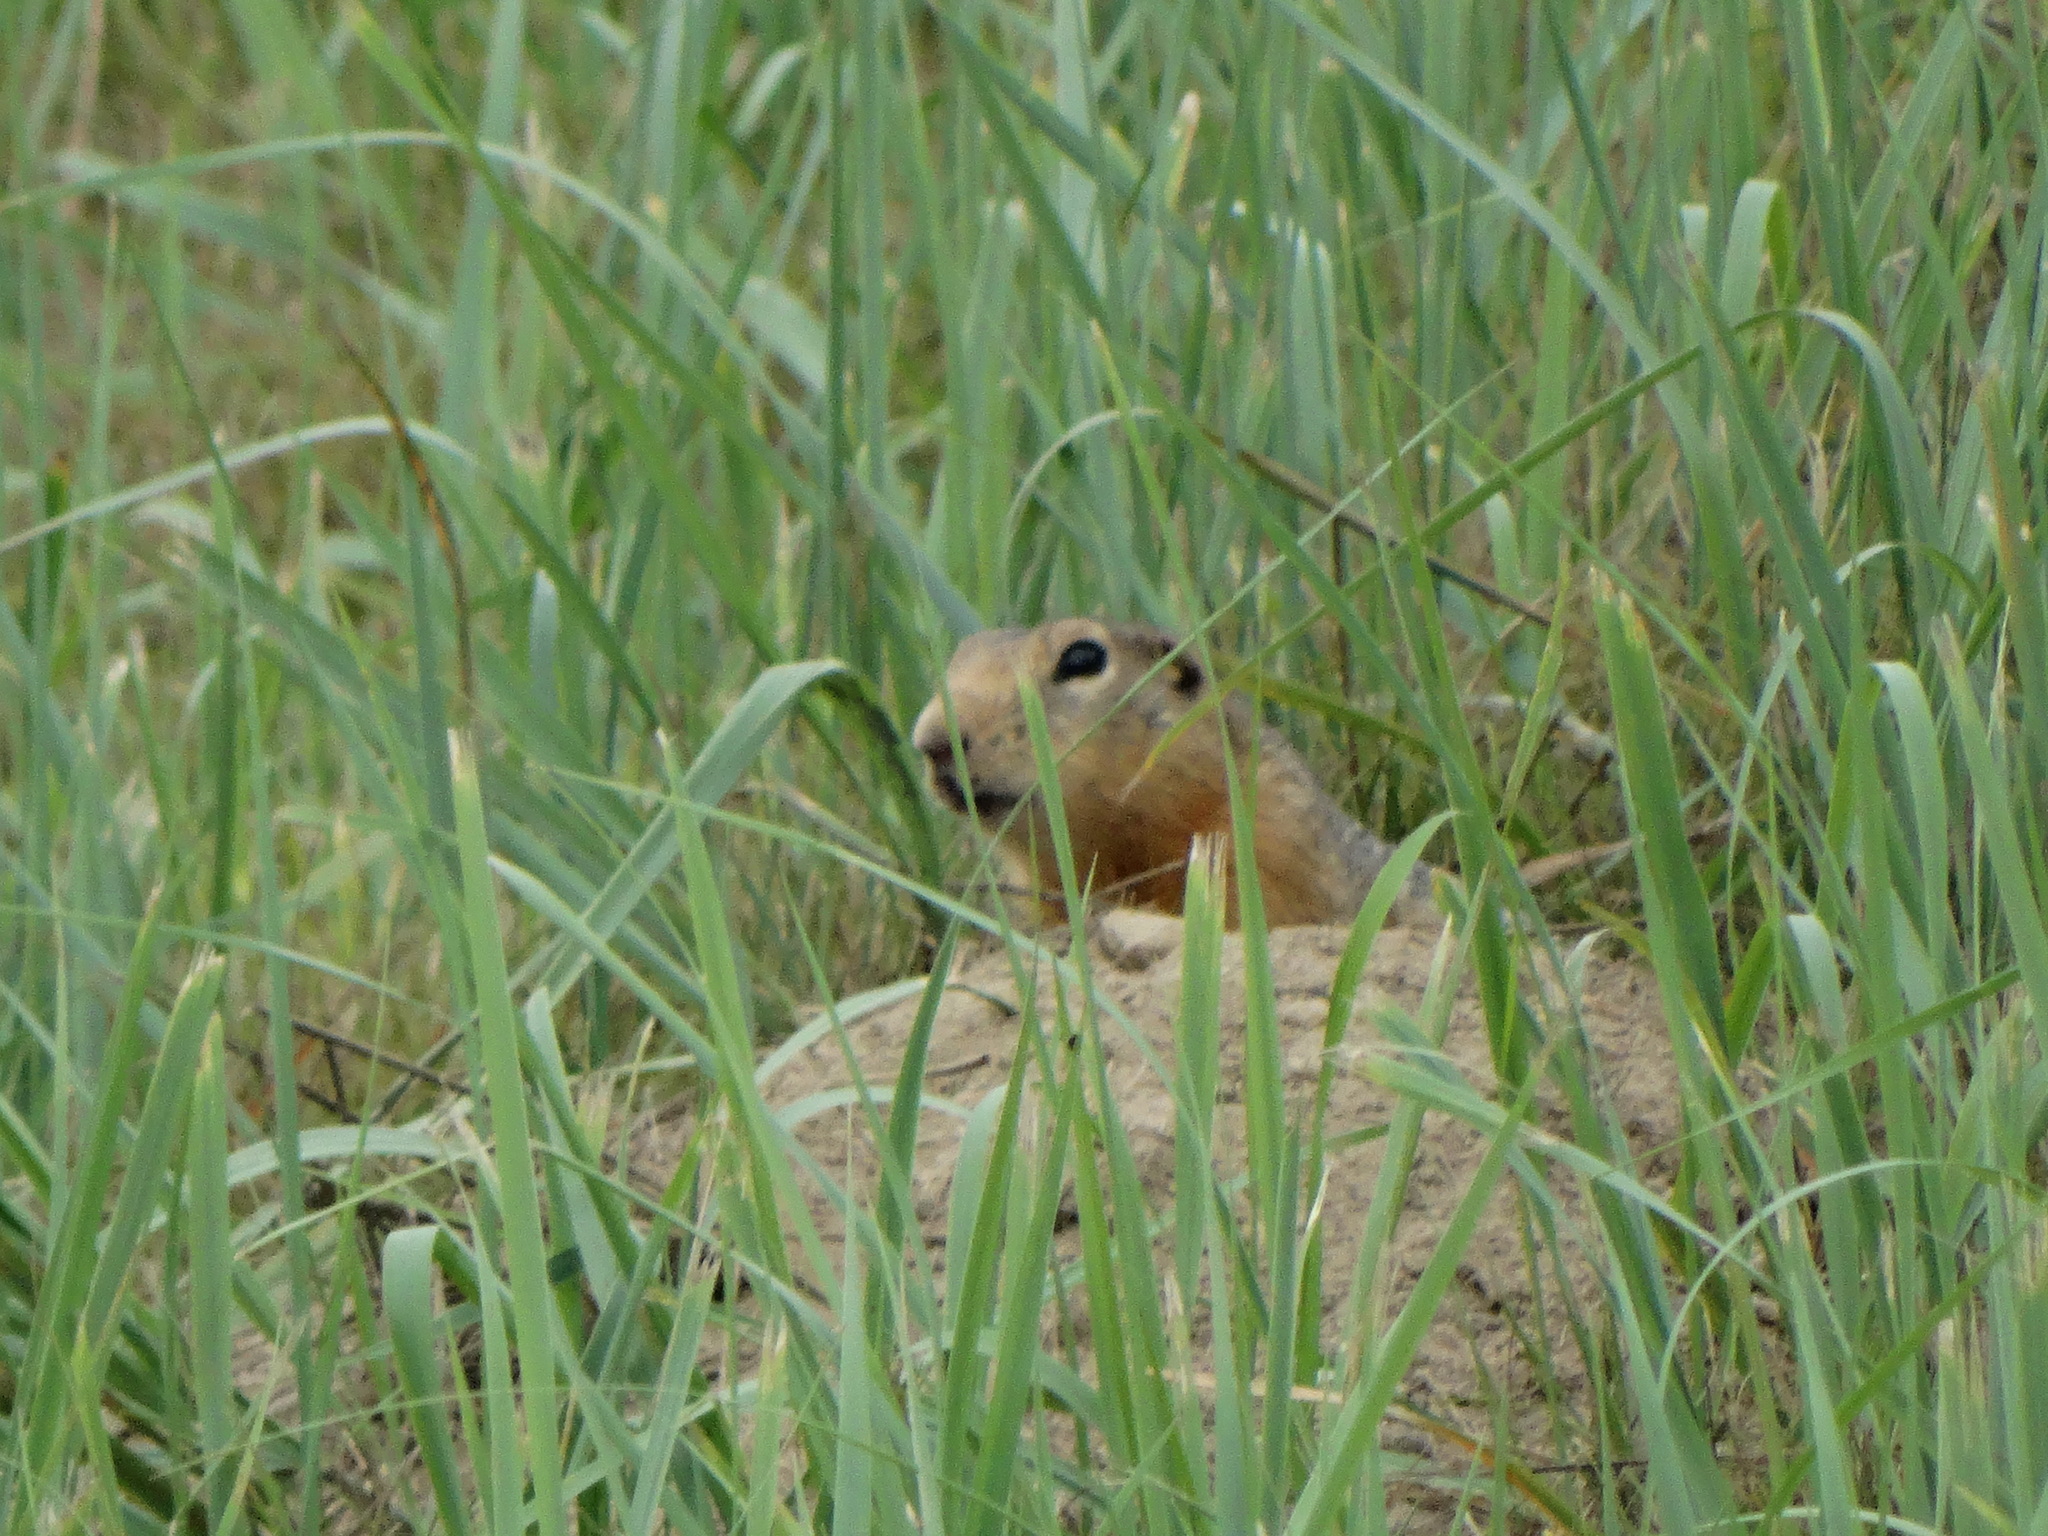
[910,618,1440,928]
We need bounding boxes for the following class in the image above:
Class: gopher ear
[1115,624,1172,660]
[1114,623,1204,694]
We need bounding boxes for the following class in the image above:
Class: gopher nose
[910,699,962,760]
[920,732,969,768]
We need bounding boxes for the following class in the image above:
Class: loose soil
[664,911,1748,1525]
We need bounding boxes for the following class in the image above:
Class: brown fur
[910,619,1439,928]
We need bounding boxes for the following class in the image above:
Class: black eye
[1051,638,1109,682]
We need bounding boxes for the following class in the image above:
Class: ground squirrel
[910,618,1441,928]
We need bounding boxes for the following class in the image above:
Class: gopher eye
[1051,638,1109,682]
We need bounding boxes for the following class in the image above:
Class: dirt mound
[740,912,1703,1518]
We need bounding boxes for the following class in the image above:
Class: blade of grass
[450,729,565,1536]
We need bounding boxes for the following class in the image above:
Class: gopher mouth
[929,768,1022,820]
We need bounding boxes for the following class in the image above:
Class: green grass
[4,0,2048,1529]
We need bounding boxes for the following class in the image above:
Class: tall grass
[2,0,2046,1529]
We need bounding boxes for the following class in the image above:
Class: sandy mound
[726,912,1705,1518]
